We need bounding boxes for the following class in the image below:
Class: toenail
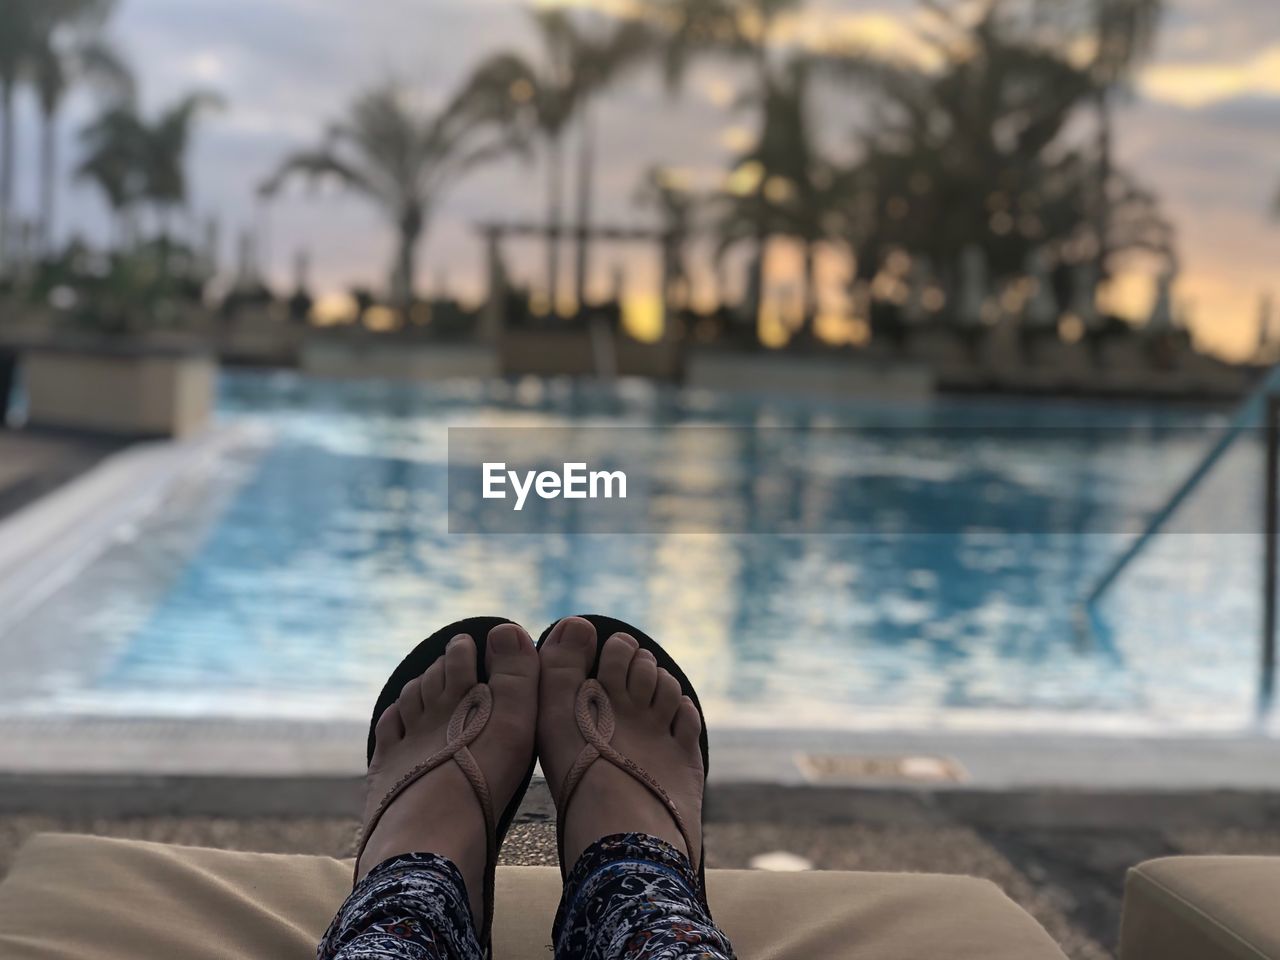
[638,649,655,661]
[448,634,469,648]
[490,625,521,654]
[563,620,592,644]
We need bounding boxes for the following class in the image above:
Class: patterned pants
[319,833,737,960]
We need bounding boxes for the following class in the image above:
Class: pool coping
[0,423,267,640]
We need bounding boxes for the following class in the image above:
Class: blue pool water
[4,371,1268,726]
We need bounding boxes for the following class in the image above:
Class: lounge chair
[0,833,1065,959]
[2,833,1268,958]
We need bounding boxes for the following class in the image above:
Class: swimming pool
[0,371,1267,728]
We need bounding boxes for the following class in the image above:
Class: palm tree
[636,166,698,310]
[1015,0,1163,280]
[0,0,39,271]
[78,91,222,249]
[1091,0,1163,282]
[77,103,142,245]
[832,3,1173,324]
[648,0,804,84]
[261,83,522,318]
[141,92,223,236]
[29,0,133,253]
[714,55,846,339]
[458,9,651,312]
[644,0,807,325]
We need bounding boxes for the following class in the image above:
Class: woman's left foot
[357,624,539,927]
[537,618,704,874]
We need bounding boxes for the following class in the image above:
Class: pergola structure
[475,219,683,341]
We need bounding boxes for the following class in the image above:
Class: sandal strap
[354,685,499,938]
[556,679,698,875]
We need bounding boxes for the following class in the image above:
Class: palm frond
[452,51,545,132]
[77,39,135,102]
[258,149,379,202]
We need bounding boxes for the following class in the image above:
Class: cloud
[1140,43,1280,108]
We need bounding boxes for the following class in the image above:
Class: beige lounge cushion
[1121,856,1280,960]
[0,833,1067,959]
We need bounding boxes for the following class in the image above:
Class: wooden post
[480,226,505,343]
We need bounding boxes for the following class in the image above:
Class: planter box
[219,320,304,368]
[499,329,597,377]
[687,348,935,400]
[498,329,685,382]
[616,338,684,382]
[23,344,216,438]
[301,334,497,380]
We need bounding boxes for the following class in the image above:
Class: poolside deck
[0,429,127,521]
[6,718,1280,795]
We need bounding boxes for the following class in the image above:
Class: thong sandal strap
[556,679,698,875]
[354,685,499,938]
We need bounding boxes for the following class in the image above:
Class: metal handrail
[1083,365,1280,615]
[1080,365,1280,710]
[1262,395,1279,709]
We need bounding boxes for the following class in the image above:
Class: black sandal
[536,614,711,898]
[357,616,538,950]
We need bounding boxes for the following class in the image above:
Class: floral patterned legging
[318,833,737,960]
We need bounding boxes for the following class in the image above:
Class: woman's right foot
[358,625,539,927]
[537,617,705,872]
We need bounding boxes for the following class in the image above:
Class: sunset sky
[7,0,1280,358]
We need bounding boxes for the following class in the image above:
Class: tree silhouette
[636,165,699,310]
[76,103,141,245]
[458,9,651,312]
[648,0,805,86]
[715,55,849,339]
[29,0,133,253]
[261,83,522,319]
[831,2,1173,319]
[0,0,39,269]
[645,0,807,325]
[975,0,1164,278]
[78,91,222,249]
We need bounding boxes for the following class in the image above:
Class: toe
[421,658,446,696]
[653,669,683,723]
[487,623,539,719]
[539,617,597,690]
[487,623,539,757]
[486,623,538,680]
[372,702,405,756]
[627,649,659,706]
[443,634,478,699]
[396,676,425,723]
[598,632,639,695]
[672,696,702,750]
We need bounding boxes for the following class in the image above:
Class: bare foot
[537,617,704,872]
[358,624,539,927]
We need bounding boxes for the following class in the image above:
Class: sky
[7,0,1280,358]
